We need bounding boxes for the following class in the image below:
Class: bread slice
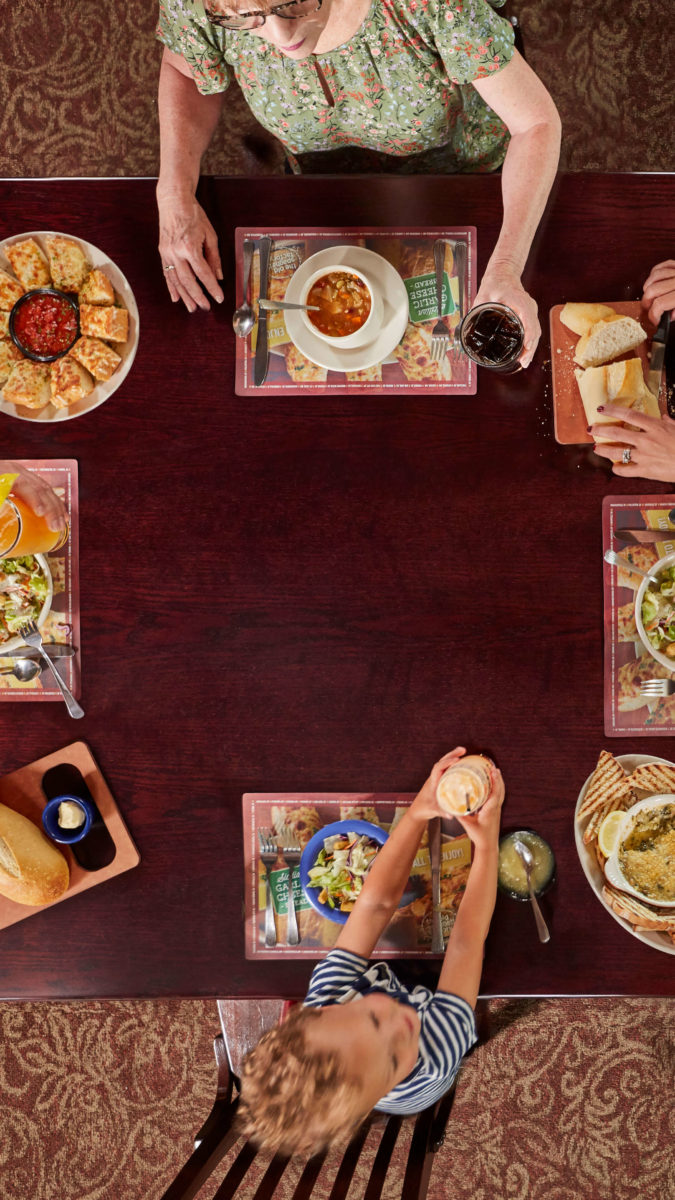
[5,238,51,290]
[50,356,95,409]
[2,360,51,409]
[69,336,122,381]
[78,268,115,306]
[576,357,659,439]
[628,762,675,795]
[0,268,24,311]
[79,303,128,343]
[44,235,90,293]
[560,302,616,336]
[578,751,631,820]
[0,312,9,338]
[602,884,675,931]
[0,803,69,906]
[0,338,23,385]
[574,315,647,368]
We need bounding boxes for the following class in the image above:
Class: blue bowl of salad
[300,820,388,924]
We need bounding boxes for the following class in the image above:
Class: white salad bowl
[603,794,675,907]
[299,262,383,350]
[635,551,675,671]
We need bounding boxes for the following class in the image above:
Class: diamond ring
[622,447,632,465]
[163,264,176,273]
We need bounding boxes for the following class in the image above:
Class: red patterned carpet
[1,997,673,1200]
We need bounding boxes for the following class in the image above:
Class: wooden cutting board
[550,301,667,444]
[0,741,139,931]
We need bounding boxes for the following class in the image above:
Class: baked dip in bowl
[604,796,675,907]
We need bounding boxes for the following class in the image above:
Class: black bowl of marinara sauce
[9,288,79,363]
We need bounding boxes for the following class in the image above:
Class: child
[238,747,505,1156]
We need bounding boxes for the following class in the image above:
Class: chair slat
[400,1103,437,1200]
[212,1140,259,1200]
[251,1153,293,1200]
[362,1116,403,1200]
[291,1151,328,1200]
[327,1116,374,1200]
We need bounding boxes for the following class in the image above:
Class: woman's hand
[2,462,68,531]
[642,260,675,325]
[157,190,224,313]
[473,267,540,368]
[409,747,467,821]
[452,766,505,852]
[590,406,675,482]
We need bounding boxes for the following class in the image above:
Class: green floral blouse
[157,0,514,169]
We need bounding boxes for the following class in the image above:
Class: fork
[451,240,465,364]
[430,239,450,363]
[281,838,302,946]
[258,828,279,948]
[17,620,84,718]
[640,679,675,697]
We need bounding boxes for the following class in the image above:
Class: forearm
[157,53,225,201]
[437,842,498,1006]
[485,118,560,279]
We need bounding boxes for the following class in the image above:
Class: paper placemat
[243,793,472,959]
[0,740,139,931]
[0,459,80,702]
[235,228,476,396]
[603,495,675,735]
[551,303,665,444]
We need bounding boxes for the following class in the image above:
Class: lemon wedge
[597,809,626,858]
[0,473,18,508]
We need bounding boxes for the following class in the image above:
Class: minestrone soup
[307,271,371,338]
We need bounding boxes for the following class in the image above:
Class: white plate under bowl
[0,230,139,423]
[284,246,409,373]
[635,551,675,673]
[575,753,675,956]
[1,553,53,653]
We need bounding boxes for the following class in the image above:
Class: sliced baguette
[0,803,69,906]
[576,357,660,440]
[574,315,647,368]
[560,302,616,336]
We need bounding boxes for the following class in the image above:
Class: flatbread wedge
[78,268,115,306]
[0,268,24,311]
[5,238,51,289]
[628,762,675,795]
[577,751,631,820]
[602,884,675,931]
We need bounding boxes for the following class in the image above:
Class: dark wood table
[1,173,674,1000]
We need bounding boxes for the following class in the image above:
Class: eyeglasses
[206,0,323,30]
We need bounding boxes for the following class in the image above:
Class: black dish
[9,287,80,363]
[497,827,556,902]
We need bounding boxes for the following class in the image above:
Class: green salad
[0,556,49,644]
[307,831,381,911]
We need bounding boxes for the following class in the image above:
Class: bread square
[68,336,122,381]
[2,360,51,409]
[78,268,115,306]
[0,268,24,311]
[44,236,90,293]
[0,338,23,385]
[5,238,51,289]
[50,356,95,409]
[79,303,129,342]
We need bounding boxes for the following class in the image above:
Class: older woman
[156,0,560,366]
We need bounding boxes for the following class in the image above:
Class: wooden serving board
[550,301,666,445]
[0,741,139,930]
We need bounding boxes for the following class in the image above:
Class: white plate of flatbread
[0,231,139,422]
[575,752,675,956]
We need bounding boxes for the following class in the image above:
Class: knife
[253,236,272,387]
[429,817,444,954]
[0,645,76,659]
[614,528,675,545]
[648,311,671,398]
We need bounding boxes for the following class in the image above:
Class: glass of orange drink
[0,488,69,556]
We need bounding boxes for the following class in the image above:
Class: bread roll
[0,803,69,905]
[560,302,616,336]
[574,315,647,368]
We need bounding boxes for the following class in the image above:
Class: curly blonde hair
[236,1006,368,1157]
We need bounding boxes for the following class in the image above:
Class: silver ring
[622,447,632,465]
[163,264,176,273]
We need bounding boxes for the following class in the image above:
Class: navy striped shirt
[303,948,477,1115]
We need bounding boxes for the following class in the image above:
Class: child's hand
[410,747,467,820]
[452,766,505,851]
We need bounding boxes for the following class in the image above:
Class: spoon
[513,839,550,944]
[0,659,42,682]
[604,548,659,585]
[232,239,256,339]
[258,299,320,312]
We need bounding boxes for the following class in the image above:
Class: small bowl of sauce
[498,829,556,901]
[9,288,79,363]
